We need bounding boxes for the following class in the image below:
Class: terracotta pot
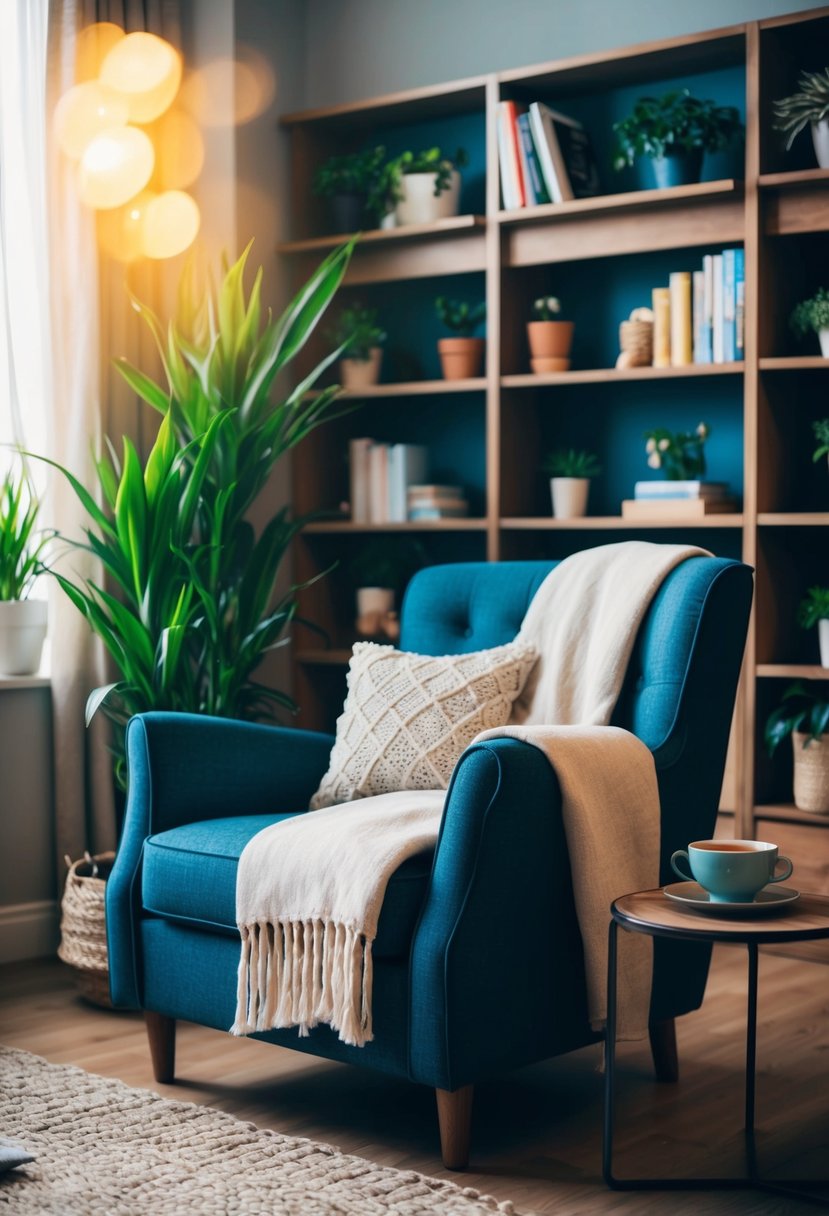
[438,337,485,380]
[395,170,460,226]
[792,731,829,814]
[0,599,47,675]
[550,477,590,519]
[527,321,574,367]
[340,347,382,389]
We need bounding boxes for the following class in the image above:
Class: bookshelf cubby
[281,7,829,925]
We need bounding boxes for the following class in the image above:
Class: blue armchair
[106,556,752,1168]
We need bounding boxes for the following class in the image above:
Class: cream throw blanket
[233,541,705,1046]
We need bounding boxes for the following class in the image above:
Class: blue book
[722,249,737,363]
[517,113,550,205]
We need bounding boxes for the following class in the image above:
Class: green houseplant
[389,146,468,226]
[773,68,829,168]
[766,681,829,814]
[542,449,601,519]
[527,294,574,372]
[643,423,709,480]
[790,288,829,358]
[798,586,829,668]
[312,147,389,232]
[41,239,354,788]
[813,418,829,468]
[435,296,486,380]
[329,302,386,388]
[613,90,742,190]
[0,464,50,675]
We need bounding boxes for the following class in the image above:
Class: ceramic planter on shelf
[813,119,829,169]
[0,599,47,676]
[792,731,829,814]
[819,328,829,358]
[329,192,365,234]
[340,348,383,389]
[438,337,484,380]
[550,477,590,519]
[637,148,703,190]
[819,618,829,667]
[395,170,460,226]
[527,320,574,373]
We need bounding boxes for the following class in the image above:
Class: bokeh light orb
[74,22,124,84]
[148,108,204,189]
[54,81,129,160]
[142,190,200,258]
[100,32,182,124]
[78,126,155,209]
[97,190,157,262]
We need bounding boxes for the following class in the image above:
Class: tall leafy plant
[44,240,354,787]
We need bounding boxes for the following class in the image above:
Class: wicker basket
[618,319,653,367]
[58,852,116,1008]
[792,733,829,814]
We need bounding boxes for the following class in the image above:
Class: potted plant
[613,90,742,190]
[813,418,829,475]
[330,303,386,388]
[774,68,829,169]
[791,288,829,358]
[388,146,468,226]
[542,448,601,519]
[435,296,486,380]
[643,422,709,479]
[798,586,829,668]
[766,682,829,814]
[527,295,574,372]
[349,537,425,640]
[0,465,50,676]
[312,146,389,233]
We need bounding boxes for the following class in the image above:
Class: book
[722,249,737,363]
[531,105,600,199]
[692,271,706,365]
[498,101,525,208]
[517,112,550,205]
[669,271,692,366]
[735,247,745,358]
[349,437,373,523]
[712,253,724,363]
[528,102,564,203]
[622,497,738,519]
[388,444,427,523]
[368,442,390,523]
[512,107,536,206]
[701,254,714,364]
[652,287,671,367]
[633,480,728,500]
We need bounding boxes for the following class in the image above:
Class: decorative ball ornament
[78,126,155,209]
[53,81,129,160]
[99,32,182,124]
[142,190,200,258]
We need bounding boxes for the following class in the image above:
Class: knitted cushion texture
[310,640,538,809]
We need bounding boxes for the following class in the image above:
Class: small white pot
[0,599,47,676]
[394,170,460,226]
[356,587,395,639]
[550,477,590,519]
[819,618,829,668]
[819,328,829,359]
[812,118,829,170]
[341,347,382,389]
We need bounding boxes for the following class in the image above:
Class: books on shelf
[349,439,427,523]
[669,272,692,367]
[633,480,728,500]
[407,484,469,521]
[498,100,599,209]
[650,248,744,369]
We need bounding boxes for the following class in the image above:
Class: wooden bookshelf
[282,5,829,908]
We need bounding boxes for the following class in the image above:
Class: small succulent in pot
[613,90,742,189]
[532,296,562,321]
[528,295,574,370]
[790,288,829,357]
[435,296,486,337]
[435,297,486,381]
[312,146,389,231]
[329,303,386,389]
[643,423,709,480]
[389,146,469,226]
[543,448,601,519]
[773,68,829,167]
[542,449,602,479]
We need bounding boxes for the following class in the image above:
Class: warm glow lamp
[142,191,200,258]
[74,22,125,83]
[54,81,129,160]
[78,126,155,209]
[100,32,182,124]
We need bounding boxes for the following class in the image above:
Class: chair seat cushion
[142,814,433,960]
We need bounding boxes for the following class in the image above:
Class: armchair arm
[106,712,334,1009]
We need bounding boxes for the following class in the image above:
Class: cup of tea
[670,839,794,903]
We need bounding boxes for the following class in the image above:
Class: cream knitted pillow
[310,640,538,809]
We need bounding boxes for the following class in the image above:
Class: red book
[501,100,526,208]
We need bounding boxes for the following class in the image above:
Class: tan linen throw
[233,541,705,1046]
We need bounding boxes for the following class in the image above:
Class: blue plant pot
[638,148,704,191]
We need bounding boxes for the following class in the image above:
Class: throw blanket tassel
[231,919,375,1047]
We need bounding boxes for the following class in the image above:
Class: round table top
[613,887,829,943]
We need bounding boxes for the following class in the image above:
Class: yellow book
[652,287,671,367]
[670,271,693,366]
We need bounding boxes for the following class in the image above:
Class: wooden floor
[2,947,828,1214]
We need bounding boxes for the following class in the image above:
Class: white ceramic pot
[550,477,590,519]
[0,599,47,676]
[792,731,829,814]
[340,347,382,389]
[819,617,829,668]
[819,328,829,359]
[394,170,460,226]
[812,118,829,170]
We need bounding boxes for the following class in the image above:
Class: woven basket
[58,852,115,1008]
[792,733,829,814]
[618,319,653,366]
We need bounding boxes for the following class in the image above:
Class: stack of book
[621,481,738,520]
[349,439,428,523]
[407,485,469,521]
[497,100,600,209]
[651,249,744,368]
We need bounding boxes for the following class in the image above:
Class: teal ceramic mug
[670,839,793,903]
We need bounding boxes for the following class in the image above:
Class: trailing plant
[42,240,354,788]
[532,296,562,321]
[0,464,51,601]
[798,586,829,629]
[790,288,829,338]
[765,681,829,754]
[643,422,709,480]
[812,418,829,463]
[387,146,468,199]
[542,449,601,479]
[613,90,741,169]
[329,303,386,361]
[435,296,486,337]
[773,68,829,150]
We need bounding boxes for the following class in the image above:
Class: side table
[603,888,829,1205]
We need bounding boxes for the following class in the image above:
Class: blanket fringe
[230,919,374,1047]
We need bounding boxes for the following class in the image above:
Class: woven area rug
[0,1048,517,1214]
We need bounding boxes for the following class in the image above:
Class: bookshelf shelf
[758,167,829,190]
[277,215,486,255]
[501,363,744,388]
[759,357,829,371]
[336,378,487,398]
[757,513,829,527]
[497,178,741,226]
[756,664,829,679]
[499,515,744,530]
[754,804,829,827]
[303,520,489,534]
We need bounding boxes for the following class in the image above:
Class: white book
[701,254,714,364]
[349,437,373,524]
[712,253,724,363]
[368,442,390,523]
[528,102,563,203]
[388,444,428,522]
[692,270,705,364]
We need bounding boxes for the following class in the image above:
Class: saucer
[663,881,800,916]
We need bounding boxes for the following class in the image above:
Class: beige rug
[0,1048,516,1214]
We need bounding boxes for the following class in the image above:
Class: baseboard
[0,900,59,964]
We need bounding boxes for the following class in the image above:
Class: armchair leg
[435,1085,473,1170]
[145,1011,176,1083]
[649,1016,679,1082]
